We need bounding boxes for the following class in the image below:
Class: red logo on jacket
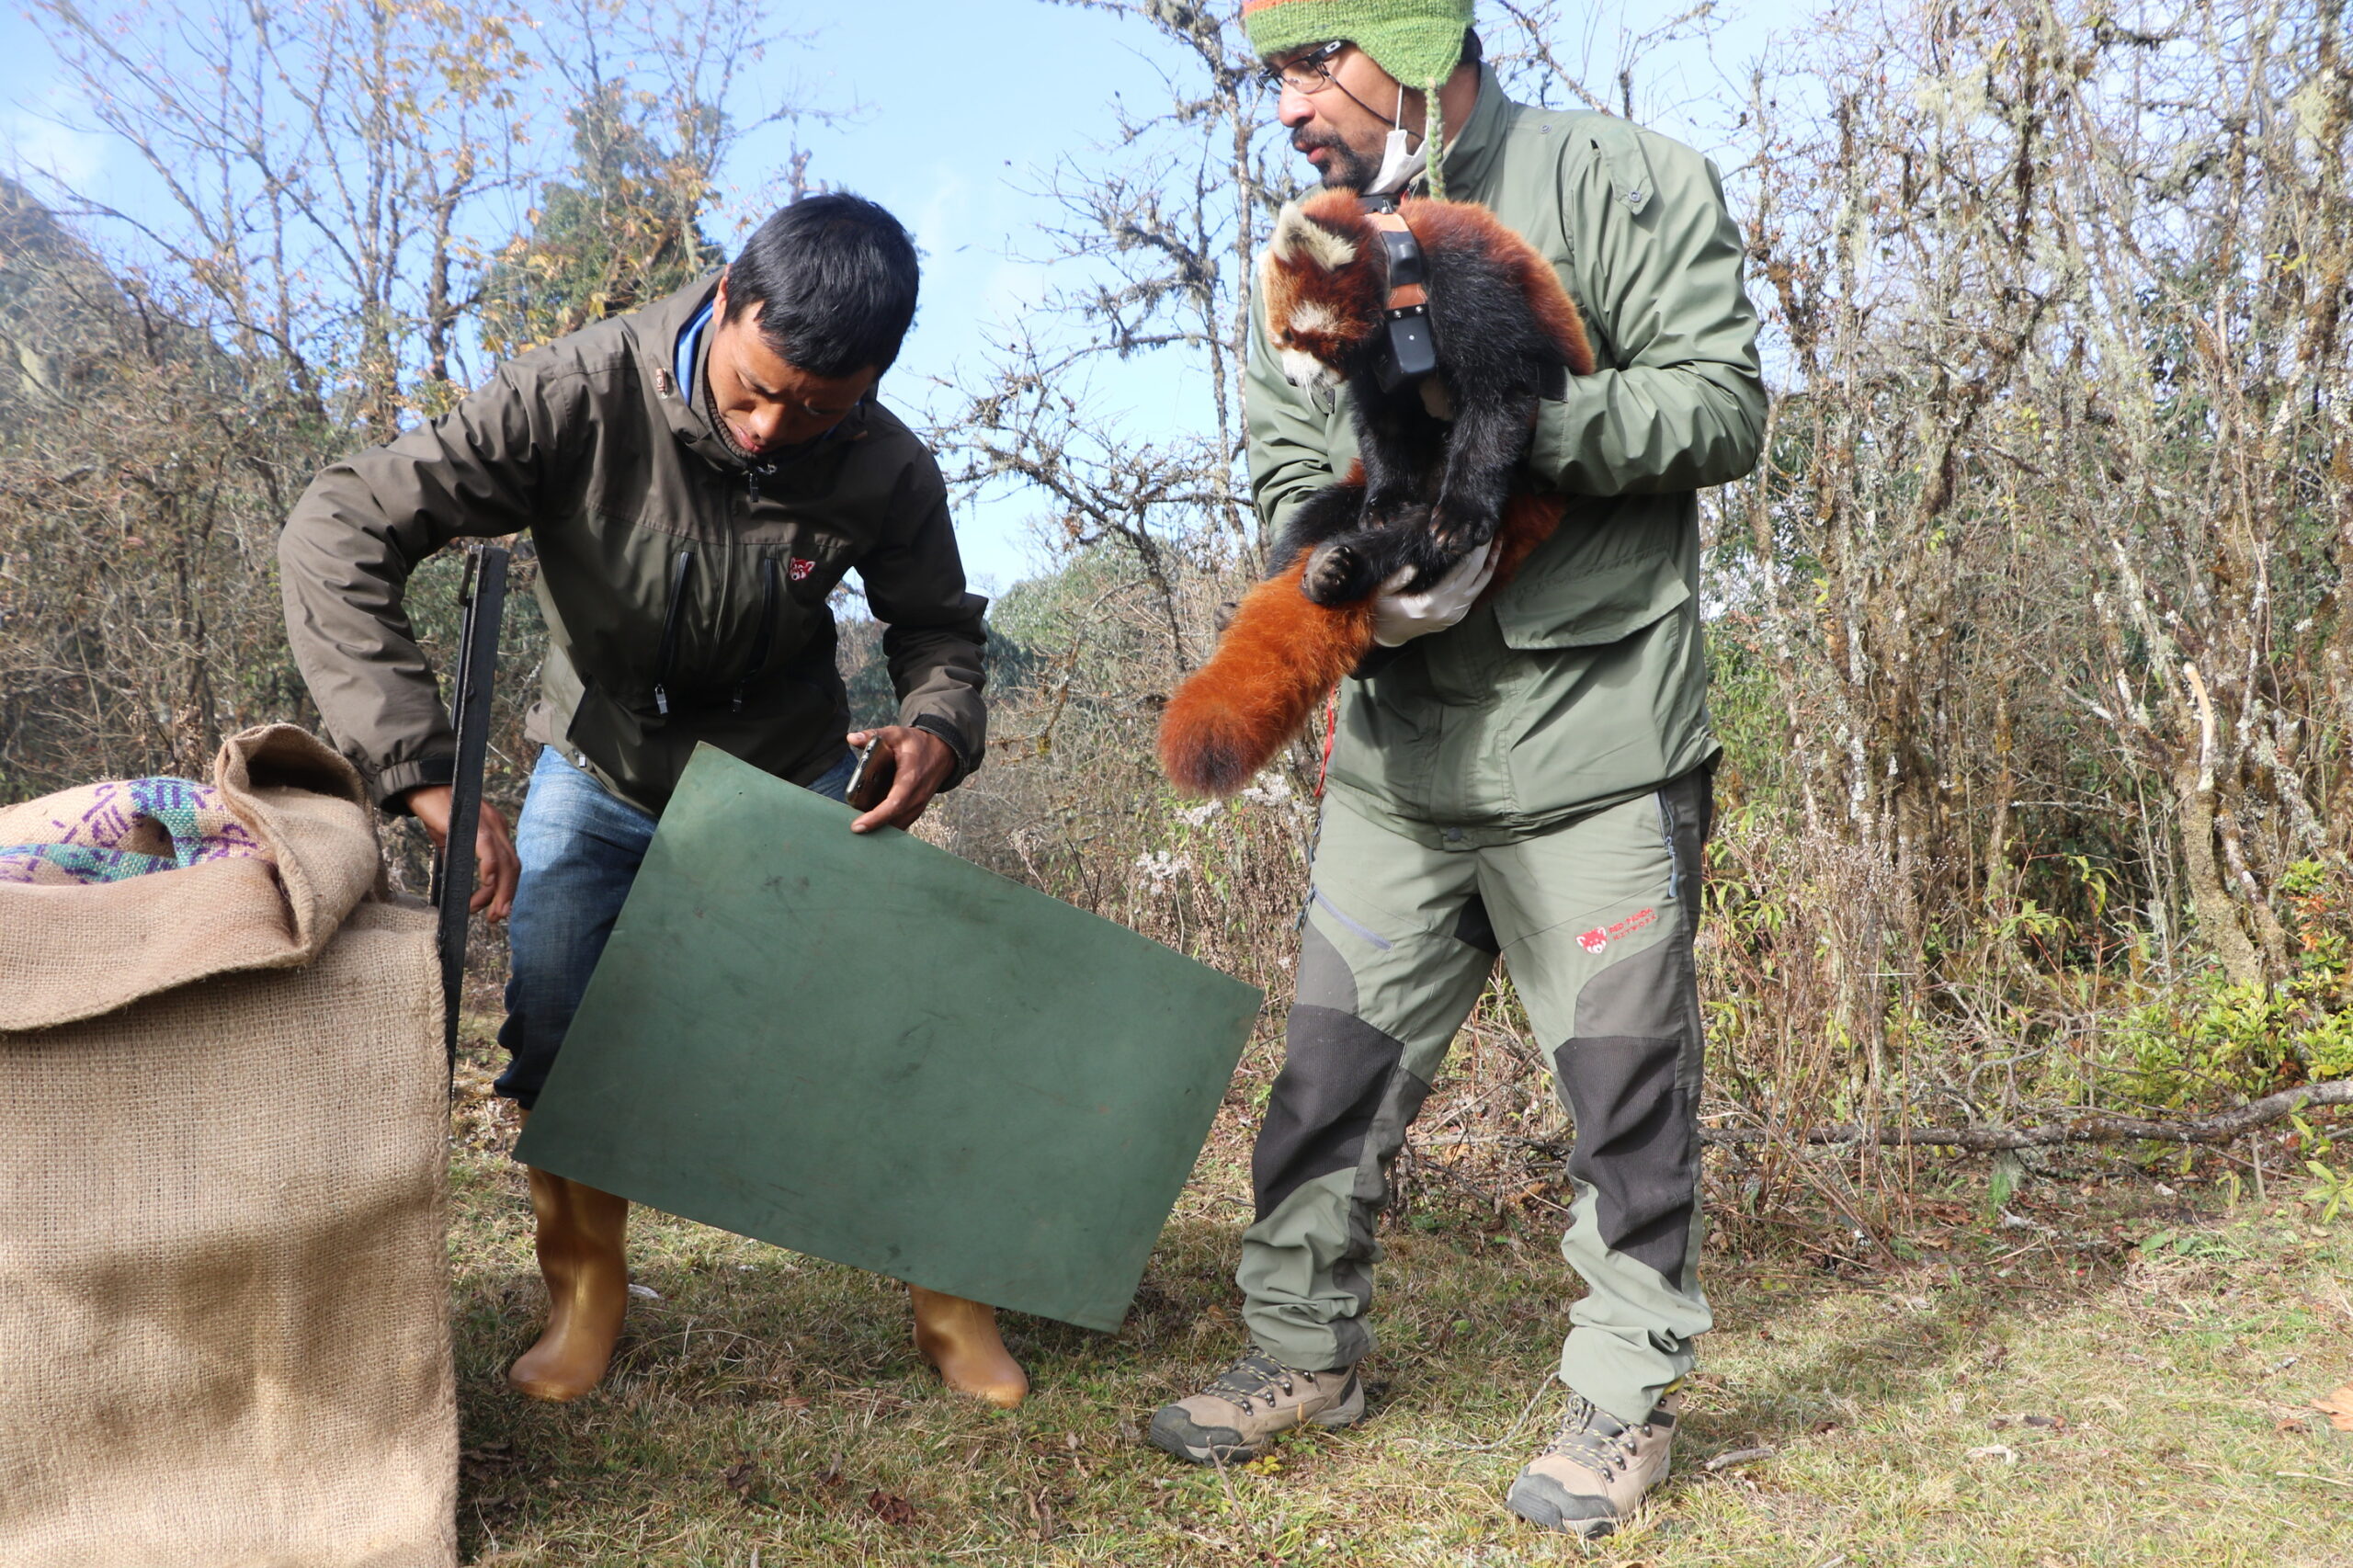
[789,557,815,582]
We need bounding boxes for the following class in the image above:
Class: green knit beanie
[1242,0,1472,92]
[1244,0,1474,194]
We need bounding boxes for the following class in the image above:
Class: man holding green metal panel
[280,193,1031,1407]
[1147,0,1766,1539]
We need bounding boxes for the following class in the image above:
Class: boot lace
[1541,1394,1645,1479]
[1203,1348,1310,1415]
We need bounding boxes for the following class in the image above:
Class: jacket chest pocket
[649,545,807,715]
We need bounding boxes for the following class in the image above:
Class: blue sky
[0,1,1786,592]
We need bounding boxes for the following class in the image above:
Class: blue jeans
[495,745,855,1107]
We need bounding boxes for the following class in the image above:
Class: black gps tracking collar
[1358,194,1574,402]
[1361,195,1438,393]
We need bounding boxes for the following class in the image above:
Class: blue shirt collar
[675,298,712,398]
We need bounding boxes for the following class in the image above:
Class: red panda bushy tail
[1158,559,1378,798]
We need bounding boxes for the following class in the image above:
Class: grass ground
[445,1031,2353,1567]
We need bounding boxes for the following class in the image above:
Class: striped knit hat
[1244,0,1474,192]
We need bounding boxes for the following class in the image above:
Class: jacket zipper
[652,547,695,716]
[732,555,782,712]
[747,461,777,504]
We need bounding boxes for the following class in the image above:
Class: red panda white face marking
[1286,301,1339,334]
[1278,345,1336,392]
[1277,301,1344,391]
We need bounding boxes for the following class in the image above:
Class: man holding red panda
[1145,0,1766,1539]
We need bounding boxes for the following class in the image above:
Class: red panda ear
[1268,200,1358,275]
[1266,201,1311,268]
[1258,243,1300,331]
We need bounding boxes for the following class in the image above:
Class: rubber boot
[910,1285,1028,1409]
[507,1116,631,1403]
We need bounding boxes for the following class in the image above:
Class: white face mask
[1367,84,1427,195]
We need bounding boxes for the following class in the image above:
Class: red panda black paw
[1302,540,1368,606]
[1426,506,1499,559]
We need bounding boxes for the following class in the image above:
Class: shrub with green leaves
[2103,860,2353,1108]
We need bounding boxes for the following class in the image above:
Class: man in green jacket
[280,193,1030,1411]
[1146,3,1765,1537]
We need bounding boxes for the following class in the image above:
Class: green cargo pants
[1236,768,1713,1426]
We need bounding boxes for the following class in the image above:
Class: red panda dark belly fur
[1157,197,1589,799]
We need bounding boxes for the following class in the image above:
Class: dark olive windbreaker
[280,276,988,815]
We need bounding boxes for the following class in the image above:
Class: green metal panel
[514,744,1262,1331]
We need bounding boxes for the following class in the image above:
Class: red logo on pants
[1577,906,1656,955]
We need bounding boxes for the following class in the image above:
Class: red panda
[1158,190,1595,799]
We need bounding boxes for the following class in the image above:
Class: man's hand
[1370,541,1498,647]
[404,784,519,921]
[846,725,956,835]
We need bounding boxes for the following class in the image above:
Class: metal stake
[431,544,509,1075]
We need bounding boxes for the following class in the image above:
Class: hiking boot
[1505,1386,1682,1537]
[1147,1348,1364,1463]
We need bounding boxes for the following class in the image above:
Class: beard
[1294,129,1381,192]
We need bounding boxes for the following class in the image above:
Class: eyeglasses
[1258,40,1348,96]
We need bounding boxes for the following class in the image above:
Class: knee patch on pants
[1552,1033,1698,1287]
[1553,908,1702,1290]
[1253,1006,1411,1220]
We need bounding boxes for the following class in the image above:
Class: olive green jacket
[1247,67,1765,846]
[280,276,988,816]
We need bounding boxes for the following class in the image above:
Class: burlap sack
[0,725,457,1568]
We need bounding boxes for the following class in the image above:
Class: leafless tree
[927,0,1302,667]
[29,0,537,430]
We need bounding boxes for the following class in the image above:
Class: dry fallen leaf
[1966,1444,2020,1464]
[2316,1386,2353,1433]
[867,1489,917,1527]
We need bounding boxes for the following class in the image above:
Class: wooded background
[3,0,2347,1235]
